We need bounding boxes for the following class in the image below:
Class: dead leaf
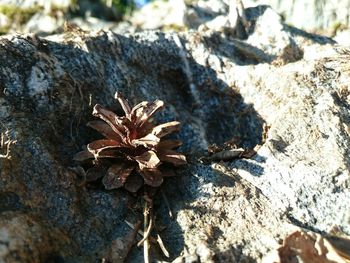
[264,231,350,263]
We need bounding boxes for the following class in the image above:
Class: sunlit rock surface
[0,3,349,263]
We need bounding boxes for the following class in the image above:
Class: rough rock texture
[0,0,122,36]
[0,4,349,263]
[0,0,72,9]
[0,212,74,263]
[128,0,350,33]
[2,0,349,38]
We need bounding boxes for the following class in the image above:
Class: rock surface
[0,3,349,263]
[249,0,350,30]
[128,0,350,33]
[2,0,350,38]
[0,0,72,9]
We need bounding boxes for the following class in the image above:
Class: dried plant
[0,130,16,159]
[74,92,187,192]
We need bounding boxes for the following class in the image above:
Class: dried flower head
[74,92,187,192]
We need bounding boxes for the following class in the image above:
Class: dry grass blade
[124,220,170,258]
[143,200,151,263]
[137,217,153,247]
[156,234,170,258]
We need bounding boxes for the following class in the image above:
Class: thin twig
[0,141,12,159]
[125,220,157,243]
[156,234,170,258]
[143,200,150,263]
[125,220,144,236]
[0,131,16,159]
[125,220,170,258]
[137,217,153,246]
[161,188,173,219]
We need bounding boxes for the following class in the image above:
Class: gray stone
[24,12,64,34]
[0,14,10,30]
[129,0,187,30]
[334,29,350,45]
[247,0,350,30]
[129,0,350,33]
[0,4,349,263]
[0,0,72,10]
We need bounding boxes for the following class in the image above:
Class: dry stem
[0,131,16,159]
[143,198,151,263]
[138,217,153,247]
[156,234,170,258]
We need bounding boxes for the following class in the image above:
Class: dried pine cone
[74,92,187,192]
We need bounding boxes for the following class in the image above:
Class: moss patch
[0,25,10,35]
[0,5,43,25]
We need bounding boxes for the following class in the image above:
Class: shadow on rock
[213,244,256,263]
[0,29,265,262]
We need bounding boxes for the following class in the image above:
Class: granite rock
[0,4,349,263]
